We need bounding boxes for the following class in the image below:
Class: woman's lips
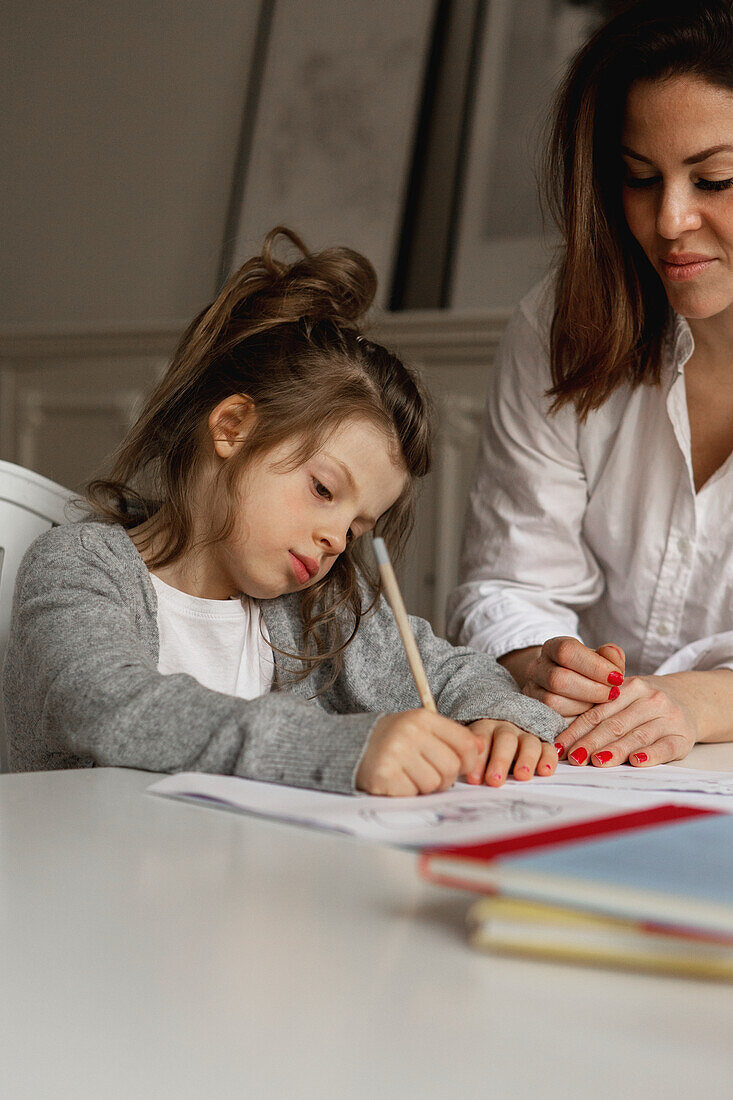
[659,255,716,281]
[289,551,317,584]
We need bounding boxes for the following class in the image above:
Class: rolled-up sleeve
[446,298,604,657]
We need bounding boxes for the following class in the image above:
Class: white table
[2,747,733,1100]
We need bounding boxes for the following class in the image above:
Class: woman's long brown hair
[545,0,733,419]
[87,227,432,689]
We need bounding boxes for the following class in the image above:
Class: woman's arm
[446,293,604,657]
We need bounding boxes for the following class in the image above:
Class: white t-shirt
[150,573,274,698]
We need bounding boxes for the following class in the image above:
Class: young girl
[3,228,564,795]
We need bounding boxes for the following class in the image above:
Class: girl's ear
[208,394,256,459]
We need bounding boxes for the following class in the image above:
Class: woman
[448,0,733,768]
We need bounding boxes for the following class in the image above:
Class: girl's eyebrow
[621,143,733,165]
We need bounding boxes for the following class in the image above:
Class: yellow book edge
[466,896,733,981]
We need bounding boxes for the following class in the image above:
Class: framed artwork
[221,0,437,309]
[448,0,616,310]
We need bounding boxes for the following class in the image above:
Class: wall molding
[0,309,510,624]
[0,308,511,365]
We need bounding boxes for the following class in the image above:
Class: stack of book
[419,804,733,979]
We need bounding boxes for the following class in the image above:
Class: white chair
[0,461,75,771]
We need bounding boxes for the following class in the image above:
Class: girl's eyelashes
[623,174,733,192]
[312,477,333,501]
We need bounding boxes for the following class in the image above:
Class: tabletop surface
[2,745,733,1100]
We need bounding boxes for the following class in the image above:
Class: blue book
[422,808,733,940]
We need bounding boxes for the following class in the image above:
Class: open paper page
[148,773,656,846]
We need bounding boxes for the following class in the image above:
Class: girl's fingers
[511,734,542,781]
[466,737,491,784]
[483,727,520,787]
[417,734,468,787]
[403,755,447,795]
[544,636,626,687]
[536,739,559,777]
[429,713,485,774]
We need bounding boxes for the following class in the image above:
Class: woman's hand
[558,675,698,767]
[465,718,558,786]
[356,709,483,796]
[502,637,626,717]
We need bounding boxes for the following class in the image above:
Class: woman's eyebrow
[683,144,733,165]
[621,143,733,165]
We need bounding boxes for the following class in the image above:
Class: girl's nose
[655,184,702,240]
[317,528,348,555]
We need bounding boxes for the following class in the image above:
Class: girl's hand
[465,718,559,786]
[356,709,483,796]
[516,638,626,717]
[558,675,697,768]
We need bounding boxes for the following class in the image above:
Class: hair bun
[260,226,377,327]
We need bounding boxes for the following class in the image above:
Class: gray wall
[2,0,262,330]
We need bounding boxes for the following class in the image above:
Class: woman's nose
[655,184,702,240]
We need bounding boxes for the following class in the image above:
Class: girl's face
[208,416,408,600]
[621,75,733,322]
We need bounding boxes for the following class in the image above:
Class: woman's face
[621,75,733,322]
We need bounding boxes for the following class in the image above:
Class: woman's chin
[664,281,733,322]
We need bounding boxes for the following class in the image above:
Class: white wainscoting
[0,310,509,630]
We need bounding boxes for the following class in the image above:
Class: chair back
[0,461,75,771]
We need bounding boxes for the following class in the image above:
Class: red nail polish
[608,686,620,701]
[607,671,624,686]
[554,742,564,756]
[634,752,648,764]
[569,747,588,765]
[594,750,613,764]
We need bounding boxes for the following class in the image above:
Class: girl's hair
[87,227,432,687]
[545,0,733,418]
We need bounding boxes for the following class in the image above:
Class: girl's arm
[336,586,566,745]
[3,524,379,793]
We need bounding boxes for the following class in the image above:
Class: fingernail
[634,752,648,764]
[466,774,481,785]
[517,765,530,775]
[569,747,588,765]
[488,772,503,784]
[554,742,564,756]
[607,671,624,686]
[594,750,613,764]
[608,686,620,701]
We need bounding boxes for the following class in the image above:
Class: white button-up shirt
[447,279,733,677]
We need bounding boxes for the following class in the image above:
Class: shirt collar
[664,312,695,374]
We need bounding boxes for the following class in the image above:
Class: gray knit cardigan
[2,521,564,792]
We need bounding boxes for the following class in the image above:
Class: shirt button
[677,537,691,555]
[657,623,671,636]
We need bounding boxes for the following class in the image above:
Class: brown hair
[545,0,733,419]
[87,227,432,686]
